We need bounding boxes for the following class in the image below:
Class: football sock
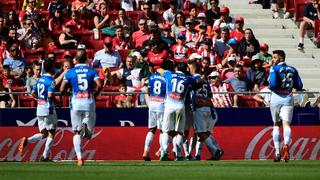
[73,134,82,160]
[205,136,218,156]
[144,132,154,152]
[188,134,197,155]
[27,133,43,143]
[209,135,220,150]
[172,136,177,155]
[273,126,281,155]
[283,126,291,146]
[195,140,203,156]
[183,138,190,157]
[42,137,53,159]
[159,133,162,147]
[161,133,169,155]
[299,37,304,44]
[175,134,183,157]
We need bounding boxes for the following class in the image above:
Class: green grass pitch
[1,160,320,180]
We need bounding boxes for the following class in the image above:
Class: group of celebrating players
[17,49,303,166]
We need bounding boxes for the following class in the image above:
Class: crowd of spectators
[0,0,318,108]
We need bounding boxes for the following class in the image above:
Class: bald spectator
[93,37,123,68]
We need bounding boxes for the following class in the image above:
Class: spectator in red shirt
[230,17,244,43]
[113,25,129,51]
[209,71,233,107]
[171,33,191,62]
[132,19,150,49]
[147,41,168,70]
[48,8,63,31]
[1,65,17,87]
[65,10,85,30]
[114,84,134,108]
[198,38,219,68]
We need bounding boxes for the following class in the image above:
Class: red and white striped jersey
[210,83,233,107]
[172,44,190,60]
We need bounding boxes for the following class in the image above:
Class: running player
[142,64,166,161]
[18,60,57,162]
[269,50,303,162]
[60,50,102,166]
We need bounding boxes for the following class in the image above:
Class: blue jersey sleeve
[48,80,55,93]
[64,70,71,83]
[269,66,277,90]
[293,68,303,90]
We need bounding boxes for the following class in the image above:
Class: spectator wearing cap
[17,18,41,50]
[246,54,267,92]
[132,19,150,49]
[221,38,240,70]
[213,6,235,31]
[65,10,85,30]
[224,64,249,107]
[114,8,134,36]
[4,44,26,77]
[163,0,179,25]
[194,13,213,38]
[161,24,176,47]
[58,21,80,49]
[205,0,221,26]
[188,52,203,66]
[48,8,64,31]
[171,32,191,62]
[142,25,169,52]
[238,28,260,58]
[113,25,129,51]
[93,37,123,68]
[258,43,272,68]
[188,4,199,25]
[297,0,320,50]
[209,71,233,107]
[171,11,186,38]
[214,27,230,59]
[230,17,244,43]
[198,38,219,68]
[185,18,199,48]
[147,41,168,70]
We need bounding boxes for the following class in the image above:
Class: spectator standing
[194,13,213,38]
[171,33,191,62]
[214,27,230,59]
[205,0,221,26]
[132,19,150,49]
[297,0,320,50]
[188,4,199,25]
[185,18,198,48]
[161,24,176,47]
[93,37,123,68]
[147,41,168,70]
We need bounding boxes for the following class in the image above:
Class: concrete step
[301,79,320,89]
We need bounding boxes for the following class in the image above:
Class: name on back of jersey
[75,68,89,73]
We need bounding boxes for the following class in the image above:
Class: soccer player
[269,50,303,162]
[189,61,223,160]
[142,65,166,161]
[18,60,57,162]
[60,50,102,166]
[160,61,195,161]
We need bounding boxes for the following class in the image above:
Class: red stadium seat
[96,95,114,108]
[87,40,104,52]
[1,1,18,11]
[118,49,133,62]
[314,20,320,38]
[19,95,36,107]
[237,95,259,107]
[22,49,45,65]
[284,0,296,14]
[102,86,120,92]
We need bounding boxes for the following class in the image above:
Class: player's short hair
[176,62,188,74]
[234,64,243,70]
[75,50,87,63]
[3,65,11,70]
[189,61,200,74]
[43,60,55,73]
[32,60,40,68]
[161,60,175,71]
[272,50,286,61]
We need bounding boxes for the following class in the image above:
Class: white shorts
[184,108,194,131]
[38,113,58,132]
[162,106,186,133]
[71,110,96,133]
[148,111,164,130]
[270,104,293,123]
[194,107,215,133]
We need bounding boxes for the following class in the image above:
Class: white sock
[159,133,162,147]
[172,136,177,154]
[175,134,183,157]
[188,135,197,155]
[205,137,218,156]
[42,137,53,158]
[273,126,281,155]
[195,140,203,156]
[73,134,82,160]
[283,126,291,146]
[183,137,190,156]
[27,133,43,143]
[299,37,304,44]
[144,132,154,152]
[161,133,169,156]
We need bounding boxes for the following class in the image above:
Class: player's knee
[197,133,208,142]
[273,121,281,126]
[149,127,157,133]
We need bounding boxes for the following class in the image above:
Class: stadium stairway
[220,0,320,99]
